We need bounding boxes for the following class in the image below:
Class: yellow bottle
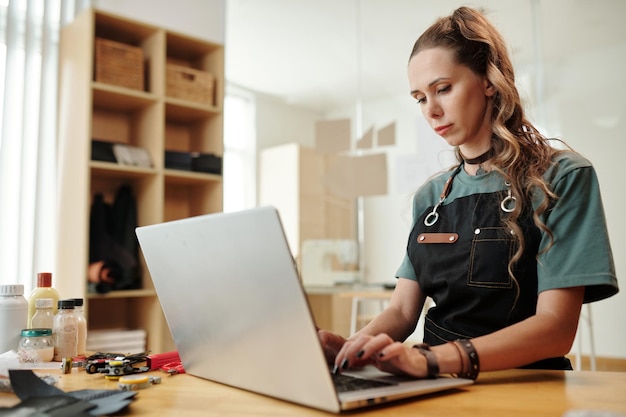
[27,272,60,327]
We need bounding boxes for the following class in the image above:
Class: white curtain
[0,0,91,292]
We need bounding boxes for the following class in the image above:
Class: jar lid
[21,328,53,337]
[0,284,24,296]
[35,298,54,308]
[37,272,53,288]
[71,298,84,307]
[58,299,75,309]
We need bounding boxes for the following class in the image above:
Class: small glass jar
[19,328,54,362]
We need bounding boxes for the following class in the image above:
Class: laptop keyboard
[332,373,397,393]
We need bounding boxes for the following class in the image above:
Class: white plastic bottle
[53,299,78,361]
[72,298,87,357]
[0,284,28,354]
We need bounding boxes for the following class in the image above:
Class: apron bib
[408,180,540,345]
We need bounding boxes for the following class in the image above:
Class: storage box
[91,140,153,168]
[165,151,222,175]
[91,140,117,163]
[95,38,144,90]
[164,150,192,171]
[166,63,215,105]
[192,153,222,175]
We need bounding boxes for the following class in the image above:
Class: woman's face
[408,47,494,155]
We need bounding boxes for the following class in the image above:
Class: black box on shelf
[165,151,222,175]
[192,153,222,175]
[91,140,117,163]
[164,150,192,171]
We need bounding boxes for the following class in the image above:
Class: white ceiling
[224,0,626,113]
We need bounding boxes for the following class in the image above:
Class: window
[0,0,89,289]
[223,85,256,212]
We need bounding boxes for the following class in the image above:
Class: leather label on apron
[417,233,459,244]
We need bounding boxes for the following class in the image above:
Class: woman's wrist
[447,341,466,375]
[412,343,439,378]
[426,339,479,380]
[453,339,480,380]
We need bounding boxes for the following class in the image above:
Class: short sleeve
[537,161,618,303]
[396,253,417,280]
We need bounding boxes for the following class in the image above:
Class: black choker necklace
[463,148,494,165]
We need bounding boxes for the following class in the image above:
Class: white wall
[94,0,225,43]
[254,91,321,152]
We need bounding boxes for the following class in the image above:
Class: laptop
[135,207,472,413]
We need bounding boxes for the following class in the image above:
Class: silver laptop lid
[136,207,341,412]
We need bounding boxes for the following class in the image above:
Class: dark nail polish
[341,358,349,370]
[332,364,339,375]
[356,350,364,359]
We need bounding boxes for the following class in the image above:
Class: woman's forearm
[431,286,584,373]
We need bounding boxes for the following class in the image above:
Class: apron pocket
[467,226,514,288]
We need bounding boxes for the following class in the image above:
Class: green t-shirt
[396,151,618,304]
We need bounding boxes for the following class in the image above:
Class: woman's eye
[416,97,426,104]
[437,85,451,94]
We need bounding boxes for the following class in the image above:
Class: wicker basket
[95,38,144,90]
[166,63,214,105]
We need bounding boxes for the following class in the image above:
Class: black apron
[407,166,572,370]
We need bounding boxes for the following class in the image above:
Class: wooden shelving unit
[56,8,224,353]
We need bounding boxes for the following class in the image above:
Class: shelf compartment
[95,12,158,46]
[165,117,223,156]
[166,32,224,112]
[90,172,162,231]
[92,98,162,169]
[86,295,167,351]
[94,12,162,95]
[164,180,223,222]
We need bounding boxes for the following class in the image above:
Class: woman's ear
[484,79,495,97]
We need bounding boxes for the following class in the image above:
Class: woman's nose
[424,100,442,119]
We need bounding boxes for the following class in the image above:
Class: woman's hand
[333,333,428,378]
[317,328,347,365]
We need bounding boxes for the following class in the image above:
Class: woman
[318,6,618,380]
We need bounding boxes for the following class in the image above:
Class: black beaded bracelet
[412,343,439,379]
[454,339,480,380]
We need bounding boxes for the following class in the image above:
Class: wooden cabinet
[56,9,223,353]
[259,144,356,266]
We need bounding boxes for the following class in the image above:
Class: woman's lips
[434,124,452,135]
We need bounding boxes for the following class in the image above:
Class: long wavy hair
[410,7,563,288]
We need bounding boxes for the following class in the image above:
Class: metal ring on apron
[500,181,516,213]
[423,164,463,227]
[501,195,516,212]
[424,209,439,226]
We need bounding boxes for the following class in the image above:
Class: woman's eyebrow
[410,77,451,96]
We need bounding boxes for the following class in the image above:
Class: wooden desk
[2,368,626,416]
